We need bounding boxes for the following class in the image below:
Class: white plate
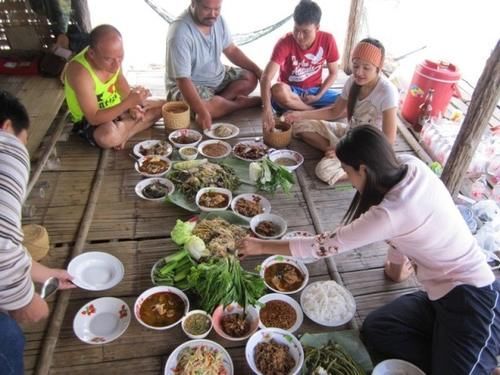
[68,252,124,291]
[134,156,172,178]
[73,297,130,345]
[372,359,426,375]
[164,339,233,375]
[256,293,303,333]
[135,178,175,201]
[300,280,356,327]
[245,328,304,375]
[204,123,239,139]
[232,141,269,162]
[133,140,173,158]
[231,193,272,221]
[282,231,317,264]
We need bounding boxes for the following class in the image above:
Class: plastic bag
[471,200,500,222]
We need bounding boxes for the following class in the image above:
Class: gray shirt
[165,8,232,89]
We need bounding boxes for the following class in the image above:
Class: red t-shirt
[271,31,339,89]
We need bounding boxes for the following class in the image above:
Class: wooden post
[342,0,364,75]
[441,41,500,197]
[71,0,92,32]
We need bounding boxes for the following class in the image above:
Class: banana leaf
[300,330,373,373]
[166,157,256,212]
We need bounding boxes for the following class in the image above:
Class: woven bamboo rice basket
[22,224,49,261]
[263,118,292,148]
[162,101,190,130]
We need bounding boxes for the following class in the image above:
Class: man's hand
[324,148,336,158]
[50,269,77,290]
[262,108,275,132]
[10,294,49,324]
[196,109,212,130]
[126,87,151,108]
[302,93,320,105]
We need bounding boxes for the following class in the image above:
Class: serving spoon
[40,277,59,299]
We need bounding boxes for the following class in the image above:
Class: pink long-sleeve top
[290,155,495,300]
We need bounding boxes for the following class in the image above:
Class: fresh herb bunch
[250,158,295,194]
[187,255,265,313]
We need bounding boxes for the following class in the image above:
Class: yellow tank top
[64,47,122,123]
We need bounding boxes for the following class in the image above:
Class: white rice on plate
[300,280,356,326]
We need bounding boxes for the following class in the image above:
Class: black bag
[39,52,67,77]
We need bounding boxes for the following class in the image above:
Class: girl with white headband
[284,38,399,185]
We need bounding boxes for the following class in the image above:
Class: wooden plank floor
[0,75,65,156]
[21,102,422,374]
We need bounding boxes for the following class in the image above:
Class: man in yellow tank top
[65,24,163,149]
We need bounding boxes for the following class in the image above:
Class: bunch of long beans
[304,341,365,375]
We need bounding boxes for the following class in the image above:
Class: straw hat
[22,224,50,261]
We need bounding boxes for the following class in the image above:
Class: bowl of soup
[168,129,202,148]
[198,140,232,159]
[268,150,304,172]
[134,286,189,330]
[260,255,309,295]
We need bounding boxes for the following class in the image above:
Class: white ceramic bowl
[260,255,309,295]
[134,286,190,330]
[245,328,304,375]
[68,251,124,291]
[268,149,304,172]
[133,140,173,158]
[181,309,213,339]
[198,140,232,159]
[134,155,171,177]
[73,297,131,345]
[178,146,199,161]
[231,193,272,221]
[300,280,356,327]
[204,123,240,140]
[256,293,303,333]
[212,302,259,342]
[168,129,202,148]
[195,187,232,212]
[250,213,287,239]
[134,178,175,201]
[372,359,426,375]
[164,339,233,375]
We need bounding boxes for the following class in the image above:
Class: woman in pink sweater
[239,125,499,374]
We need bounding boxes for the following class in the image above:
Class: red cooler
[402,60,461,126]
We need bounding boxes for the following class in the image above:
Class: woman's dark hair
[0,90,30,134]
[336,125,407,224]
[293,0,322,25]
[347,38,385,122]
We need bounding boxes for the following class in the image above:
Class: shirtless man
[65,24,163,149]
[165,0,262,130]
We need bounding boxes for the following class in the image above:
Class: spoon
[40,277,59,299]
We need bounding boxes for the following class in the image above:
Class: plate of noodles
[164,339,233,375]
[300,280,356,327]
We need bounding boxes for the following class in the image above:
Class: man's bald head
[89,24,122,50]
[87,24,124,74]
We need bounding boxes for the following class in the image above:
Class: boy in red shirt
[261,0,340,130]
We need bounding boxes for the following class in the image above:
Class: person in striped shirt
[0,90,75,374]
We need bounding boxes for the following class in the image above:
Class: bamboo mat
[22,104,422,374]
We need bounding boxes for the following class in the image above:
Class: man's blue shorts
[272,85,341,113]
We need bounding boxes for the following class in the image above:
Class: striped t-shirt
[0,131,34,311]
